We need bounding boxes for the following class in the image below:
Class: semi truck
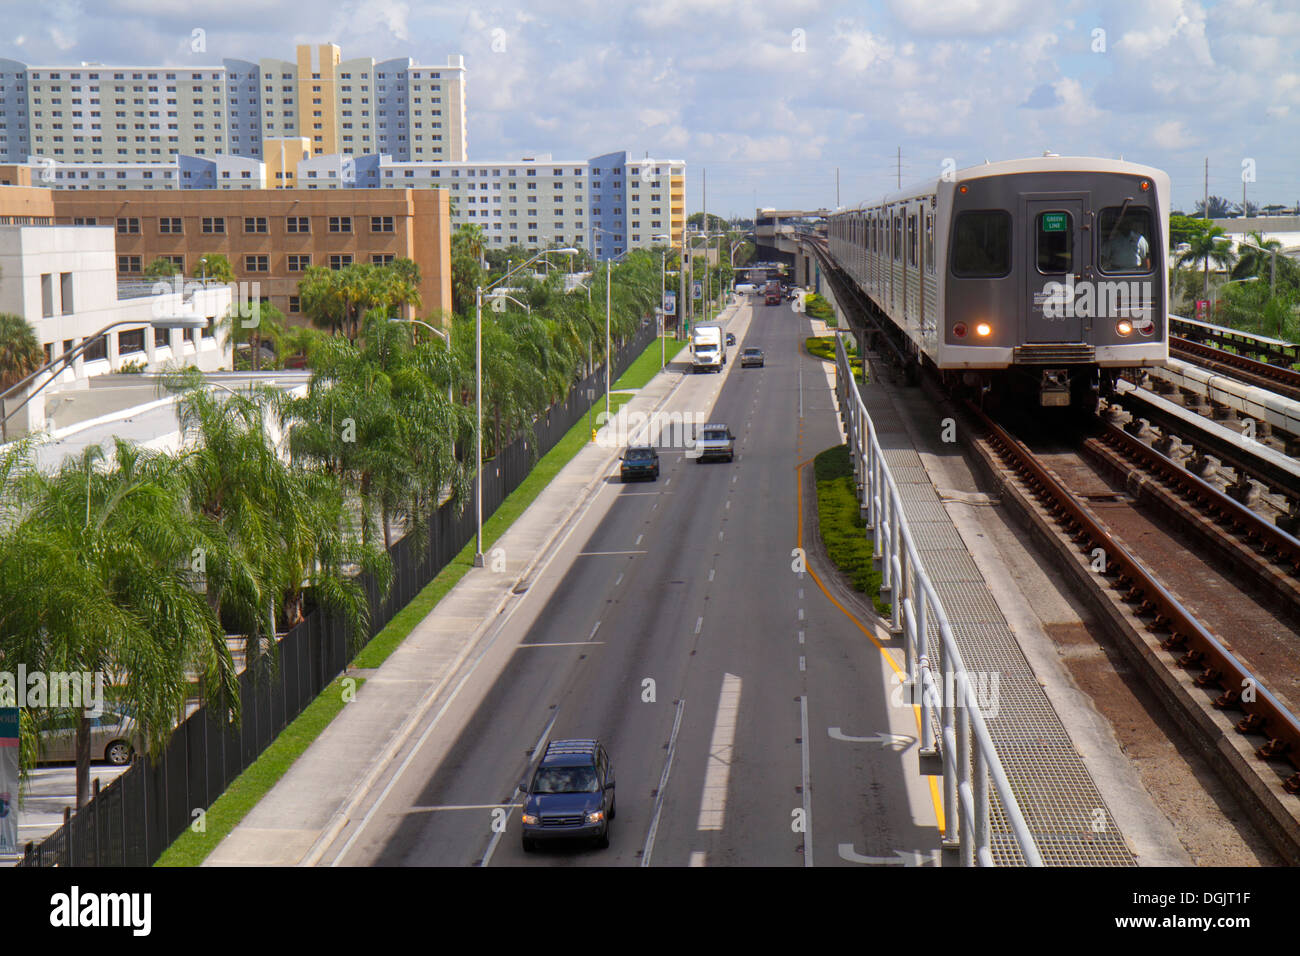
[691,325,725,373]
[763,280,783,306]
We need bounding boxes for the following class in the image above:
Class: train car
[827,155,1170,407]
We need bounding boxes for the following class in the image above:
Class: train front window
[1036,211,1073,274]
[1098,207,1154,274]
[951,210,1012,278]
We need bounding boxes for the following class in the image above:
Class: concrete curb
[295,348,695,867]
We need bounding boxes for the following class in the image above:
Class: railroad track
[1172,335,1300,402]
[963,399,1300,860]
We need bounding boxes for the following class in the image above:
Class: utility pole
[703,167,708,321]
[1204,157,1209,220]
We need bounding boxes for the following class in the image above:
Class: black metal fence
[18,321,658,867]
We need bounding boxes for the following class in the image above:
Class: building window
[244,216,267,233]
[118,328,145,354]
[115,217,139,234]
[370,215,393,232]
[329,254,352,269]
[244,255,269,272]
[288,295,301,313]
[202,216,225,234]
[117,255,142,273]
[158,216,183,234]
[288,254,311,271]
[286,215,310,233]
[328,216,352,233]
[371,253,394,265]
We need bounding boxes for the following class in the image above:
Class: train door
[1024,197,1088,343]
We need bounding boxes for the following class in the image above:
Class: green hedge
[813,445,888,614]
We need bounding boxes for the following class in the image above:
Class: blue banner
[0,707,16,855]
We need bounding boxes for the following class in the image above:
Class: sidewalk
[203,311,741,866]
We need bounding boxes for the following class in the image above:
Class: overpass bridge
[753,207,829,290]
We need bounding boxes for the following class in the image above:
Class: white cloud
[885,0,1038,36]
[638,109,675,127]
[1152,120,1194,148]
[834,26,892,72]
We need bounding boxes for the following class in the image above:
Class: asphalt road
[325,297,942,867]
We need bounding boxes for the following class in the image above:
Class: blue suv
[520,739,616,851]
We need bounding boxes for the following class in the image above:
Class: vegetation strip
[813,444,887,613]
[804,336,865,382]
[159,333,674,863]
[155,676,361,866]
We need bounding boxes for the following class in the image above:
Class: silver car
[37,710,143,766]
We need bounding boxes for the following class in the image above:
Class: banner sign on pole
[663,291,677,316]
[0,707,17,856]
[692,281,702,300]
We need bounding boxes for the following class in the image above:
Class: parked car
[620,445,660,481]
[521,739,616,851]
[693,423,736,462]
[36,709,142,766]
[740,347,764,368]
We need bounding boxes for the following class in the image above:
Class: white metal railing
[833,333,1044,866]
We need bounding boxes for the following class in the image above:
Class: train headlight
[975,322,992,338]
[1116,320,1133,336]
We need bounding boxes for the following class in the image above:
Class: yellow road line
[797,460,946,836]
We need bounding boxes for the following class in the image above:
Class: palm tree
[0,312,43,391]
[167,374,385,657]
[143,257,181,278]
[0,439,238,807]
[218,299,286,372]
[196,253,236,284]
[1176,226,1237,297]
[0,312,45,440]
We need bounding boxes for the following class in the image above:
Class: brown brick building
[48,187,452,324]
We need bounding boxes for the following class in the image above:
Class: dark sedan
[620,445,660,481]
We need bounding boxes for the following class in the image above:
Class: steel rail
[968,401,1300,792]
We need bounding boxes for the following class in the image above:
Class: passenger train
[827,155,1171,408]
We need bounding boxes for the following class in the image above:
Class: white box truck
[691,325,725,373]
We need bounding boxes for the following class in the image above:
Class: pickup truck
[691,423,735,463]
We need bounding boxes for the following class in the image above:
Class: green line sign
[1041,212,1068,233]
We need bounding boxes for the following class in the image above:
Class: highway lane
[329,296,942,867]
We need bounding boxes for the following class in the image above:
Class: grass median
[157,334,672,865]
[813,444,888,614]
[614,336,688,390]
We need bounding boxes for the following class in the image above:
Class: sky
[1,0,1297,217]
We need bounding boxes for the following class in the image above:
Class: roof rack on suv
[543,739,599,758]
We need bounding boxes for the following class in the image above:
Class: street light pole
[474,284,484,566]
[1211,275,1259,319]
[0,316,209,435]
[388,317,453,403]
[606,255,611,420]
[472,247,578,568]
